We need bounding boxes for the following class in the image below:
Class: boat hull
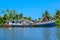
[34,22,55,27]
[10,21,55,27]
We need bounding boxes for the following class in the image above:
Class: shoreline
[0,24,59,28]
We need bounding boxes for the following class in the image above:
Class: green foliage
[55,20,60,26]
[19,13,24,19]
[0,9,60,27]
[42,11,51,21]
[24,17,27,19]
[0,18,6,24]
[27,17,32,21]
[2,13,8,20]
[54,10,60,20]
[42,11,50,17]
[55,10,60,16]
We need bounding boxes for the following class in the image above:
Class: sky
[0,0,60,19]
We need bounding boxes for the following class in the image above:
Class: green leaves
[55,10,60,16]
[54,10,60,20]
[42,11,51,21]
[19,13,24,19]
[55,20,60,26]
[2,13,8,20]
[0,9,60,26]
[27,17,32,21]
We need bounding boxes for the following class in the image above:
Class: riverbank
[55,20,60,27]
[0,24,4,27]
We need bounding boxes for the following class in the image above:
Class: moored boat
[6,20,55,27]
[35,20,55,27]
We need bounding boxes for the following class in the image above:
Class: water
[0,27,60,40]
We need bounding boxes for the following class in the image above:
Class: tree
[24,17,27,19]
[38,17,41,22]
[27,17,32,20]
[35,19,38,22]
[6,9,19,20]
[38,17,41,20]
[15,14,19,19]
[54,10,60,20]
[42,11,51,21]
[2,13,8,20]
[0,16,3,24]
[19,13,24,19]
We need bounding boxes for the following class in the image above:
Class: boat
[6,20,55,27]
[34,20,55,27]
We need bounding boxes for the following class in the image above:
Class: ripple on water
[0,27,60,40]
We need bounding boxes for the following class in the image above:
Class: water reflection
[3,28,24,40]
[23,28,51,40]
[0,27,60,40]
[55,28,60,40]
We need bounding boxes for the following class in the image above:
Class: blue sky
[0,0,60,19]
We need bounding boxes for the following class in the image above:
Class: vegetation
[54,10,60,26]
[42,11,51,21]
[0,9,60,27]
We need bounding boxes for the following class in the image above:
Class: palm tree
[5,9,16,20]
[2,13,8,20]
[0,16,3,24]
[35,19,38,22]
[12,10,19,20]
[9,10,14,20]
[38,18,41,20]
[19,13,24,19]
[0,13,8,24]
[54,10,60,20]
[38,17,41,22]
[42,11,51,21]
[24,17,27,19]
[15,14,19,20]
[27,17,32,20]
[3,9,12,20]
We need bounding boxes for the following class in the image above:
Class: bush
[55,20,60,26]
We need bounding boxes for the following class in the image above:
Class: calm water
[0,27,60,40]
